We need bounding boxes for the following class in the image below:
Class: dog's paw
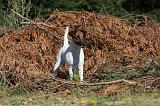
[80,81,85,83]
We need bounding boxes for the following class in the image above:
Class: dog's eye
[76,31,84,40]
[79,34,83,40]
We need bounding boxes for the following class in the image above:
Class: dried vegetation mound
[0,11,160,88]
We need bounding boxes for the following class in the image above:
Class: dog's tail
[63,26,69,46]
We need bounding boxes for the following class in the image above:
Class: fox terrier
[52,26,87,82]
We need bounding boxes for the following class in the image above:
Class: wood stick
[0,56,7,85]
[11,9,56,29]
[11,9,38,26]
[11,9,63,42]
[0,56,5,69]
[53,78,137,86]
[22,22,56,28]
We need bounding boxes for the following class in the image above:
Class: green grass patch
[0,85,159,106]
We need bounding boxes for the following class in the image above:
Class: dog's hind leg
[68,66,73,80]
[52,52,63,79]
[78,66,83,82]
[52,62,61,78]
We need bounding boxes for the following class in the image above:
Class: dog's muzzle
[75,40,87,48]
[80,42,87,48]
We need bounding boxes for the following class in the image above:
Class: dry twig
[11,9,39,26]
[11,9,63,42]
[21,22,56,28]
[53,78,137,86]
[0,56,6,85]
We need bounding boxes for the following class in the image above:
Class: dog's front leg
[78,66,83,82]
[68,66,73,80]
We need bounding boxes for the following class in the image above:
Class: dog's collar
[80,45,86,48]
[73,41,86,48]
[71,42,84,48]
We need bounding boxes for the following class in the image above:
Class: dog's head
[69,29,89,48]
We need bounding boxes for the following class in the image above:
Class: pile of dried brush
[0,11,160,90]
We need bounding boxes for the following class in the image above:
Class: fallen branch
[0,56,5,69]
[53,78,137,86]
[0,56,7,85]
[11,9,38,26]
[11,9,56,29]
[11,9,63,42]
[21,22,56,28]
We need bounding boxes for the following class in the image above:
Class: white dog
[52,26,84,82]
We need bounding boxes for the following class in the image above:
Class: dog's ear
[69,30,76,38]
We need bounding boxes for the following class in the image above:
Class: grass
[0,85,160,106]
[97,91,160,106]
[0,0,32,30]
[94,60,160,82]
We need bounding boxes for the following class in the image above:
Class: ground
[0,89,160,106]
